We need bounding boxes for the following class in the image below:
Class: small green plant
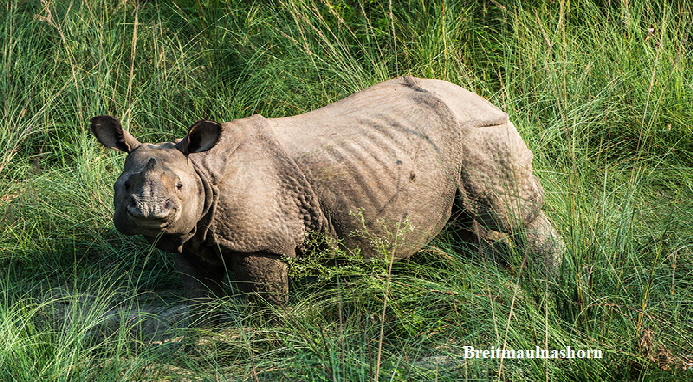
[286,210,414,282]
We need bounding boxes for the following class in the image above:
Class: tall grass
[0,0,691,380]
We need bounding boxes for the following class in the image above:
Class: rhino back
[267,77,479,258]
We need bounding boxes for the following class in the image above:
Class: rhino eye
[176,182,183,190]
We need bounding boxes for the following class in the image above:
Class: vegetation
[1,0,691,380]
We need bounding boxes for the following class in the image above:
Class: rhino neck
[189,159,217,243]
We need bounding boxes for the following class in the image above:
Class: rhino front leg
[229,252,289,306]
[173,250,226,325]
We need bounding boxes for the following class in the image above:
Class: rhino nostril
[127,200,143,218]
[163,199,173,211]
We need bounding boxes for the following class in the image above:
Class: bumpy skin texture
[91,77,563,316]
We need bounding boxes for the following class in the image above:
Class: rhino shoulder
[191,115,328,257]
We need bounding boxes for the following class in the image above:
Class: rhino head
[90,116,221,241]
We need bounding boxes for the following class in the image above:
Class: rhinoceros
[91,76,562,313]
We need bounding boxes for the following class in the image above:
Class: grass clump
[0,0,691,380]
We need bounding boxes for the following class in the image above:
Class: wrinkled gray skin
[91,77,563,318]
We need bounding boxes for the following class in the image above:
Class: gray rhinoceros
[91,76,562,312]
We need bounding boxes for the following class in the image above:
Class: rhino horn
[145,157,158,171]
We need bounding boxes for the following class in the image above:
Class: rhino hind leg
[229,252,289,307]
[457,206,564,276]
[454,120,564,275]
[455,213,563,277]
[523,211,565,275]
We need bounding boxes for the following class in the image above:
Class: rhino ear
[177,120,221,155]
[90,115,141,153]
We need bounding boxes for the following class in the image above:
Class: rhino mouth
[129,216,170,229]
[125,204,183,233]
